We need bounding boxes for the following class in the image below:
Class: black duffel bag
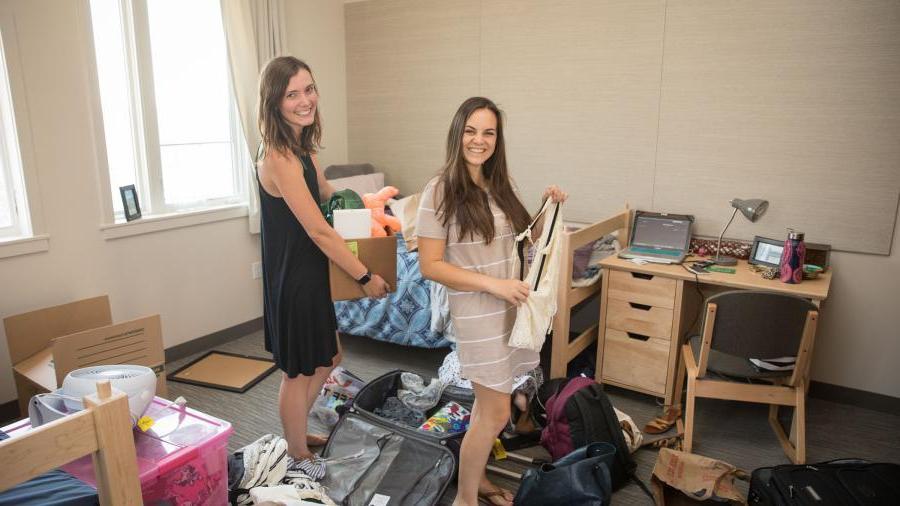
[749,458,900,505]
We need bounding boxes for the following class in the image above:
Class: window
[0,28,31,240]
[89,0,248,221]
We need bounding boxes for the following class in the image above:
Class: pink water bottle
[779,229,805,284]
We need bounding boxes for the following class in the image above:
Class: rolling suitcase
[320,370,474,505]
[748,459,900,505]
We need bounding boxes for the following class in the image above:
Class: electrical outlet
[251,261,262,279]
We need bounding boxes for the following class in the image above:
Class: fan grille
[71,367,143,380]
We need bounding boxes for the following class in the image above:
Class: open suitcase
[748,459,900,505]
[320,370,475,506]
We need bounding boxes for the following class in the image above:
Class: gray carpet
[167,331,900,505]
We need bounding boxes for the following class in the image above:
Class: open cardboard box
[3,295,167,416]
[329,236,398,300]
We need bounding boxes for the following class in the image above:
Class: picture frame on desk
[749,236,784,268]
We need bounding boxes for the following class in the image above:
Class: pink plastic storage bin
[4,397,233,505]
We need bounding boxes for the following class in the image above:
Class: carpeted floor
[167,330,900,505]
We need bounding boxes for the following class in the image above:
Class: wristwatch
[356,270,372,286]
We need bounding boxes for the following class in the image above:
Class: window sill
[0,234,50,259]
[100,204,248,240]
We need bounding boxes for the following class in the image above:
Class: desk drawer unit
[607,270,676,308]
[601,329,670,394]
[601,268,679,398]
[605,299,674,338]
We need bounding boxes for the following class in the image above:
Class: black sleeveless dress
[259,153,338,378]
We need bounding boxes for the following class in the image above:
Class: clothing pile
[439,350,543,400]
[371,372,451,430]
[228,434,336,506]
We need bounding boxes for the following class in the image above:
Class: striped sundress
[416,179,540,394]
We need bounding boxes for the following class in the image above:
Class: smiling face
[461,108,498,174]
[279,69,318,135]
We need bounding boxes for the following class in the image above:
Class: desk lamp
[713,198,769,265]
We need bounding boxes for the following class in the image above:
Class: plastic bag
[320,189,364,226]
[310,366,366,429]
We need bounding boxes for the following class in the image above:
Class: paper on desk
[749,356,796,371]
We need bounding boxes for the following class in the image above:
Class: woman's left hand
[542,185,568,203]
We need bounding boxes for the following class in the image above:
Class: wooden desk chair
[673,290,818,464]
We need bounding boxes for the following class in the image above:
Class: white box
[334,208,372,239]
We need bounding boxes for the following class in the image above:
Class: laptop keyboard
[630,246,681,256]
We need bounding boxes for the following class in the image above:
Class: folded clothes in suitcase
[748,458,900,505]
[321,370,475,506]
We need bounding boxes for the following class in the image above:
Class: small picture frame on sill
[119,184,142,222]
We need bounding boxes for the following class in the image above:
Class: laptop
[618,211,694,264]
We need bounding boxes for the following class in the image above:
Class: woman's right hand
[362,274,390,299]
[489,279,530,305]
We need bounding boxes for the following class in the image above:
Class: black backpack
[539,376,645,493]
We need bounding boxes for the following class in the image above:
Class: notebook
[618,211,694,264]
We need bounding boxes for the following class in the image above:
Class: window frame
[88,0,248,224]
[0,2,45,249]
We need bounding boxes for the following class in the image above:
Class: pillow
[389,193,421,252]
[329,172,385,197]
[324,163,375,179]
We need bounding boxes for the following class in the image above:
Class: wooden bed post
[83,381,142,505]
[0,381,142,505]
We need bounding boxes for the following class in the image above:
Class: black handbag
[513,442,615,506]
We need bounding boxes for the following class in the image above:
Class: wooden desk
[596,256,832,405]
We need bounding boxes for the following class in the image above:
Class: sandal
[643,406,681,435]
[645,435,683,451]
[478,484,514,506]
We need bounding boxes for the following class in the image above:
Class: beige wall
[0,0,348,404]
[346,1,900,397]
[286,0,348,168]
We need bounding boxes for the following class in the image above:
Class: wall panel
[655,1,900,252]
[481,0,665,218]
[346,0,900,253]
[346,0,480,193]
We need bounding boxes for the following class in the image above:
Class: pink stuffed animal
[362,186,401,237]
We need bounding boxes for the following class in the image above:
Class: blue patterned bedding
[334,235,452,348]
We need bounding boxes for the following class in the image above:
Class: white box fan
[28,364,157,427]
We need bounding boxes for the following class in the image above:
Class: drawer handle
[628,302,652,311]
[631,272,654,281]
[626,332,650,341]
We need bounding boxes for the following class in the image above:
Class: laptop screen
[631,214,692,251]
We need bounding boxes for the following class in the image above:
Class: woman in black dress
[256,56,389,477]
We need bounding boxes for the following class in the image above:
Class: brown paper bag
[651,448,748,505]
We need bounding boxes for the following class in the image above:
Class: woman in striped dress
[417,97,567,506]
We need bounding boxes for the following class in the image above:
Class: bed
[549,207,631,378]
[0,381,141,504]
[325,164,629,363]
[334,233,452,348]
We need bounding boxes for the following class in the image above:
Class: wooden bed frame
[0,381,142,505]
[549,207,632,378]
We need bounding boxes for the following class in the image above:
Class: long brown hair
[435,97,530,243]
[257,56,322,158]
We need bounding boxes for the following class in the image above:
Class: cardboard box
[3,295,167,416]
[329,236,398,300]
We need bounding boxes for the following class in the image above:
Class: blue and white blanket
[334,235,452,348]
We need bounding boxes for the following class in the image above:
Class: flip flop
[478,485,514,506]
[643,406,681,435]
